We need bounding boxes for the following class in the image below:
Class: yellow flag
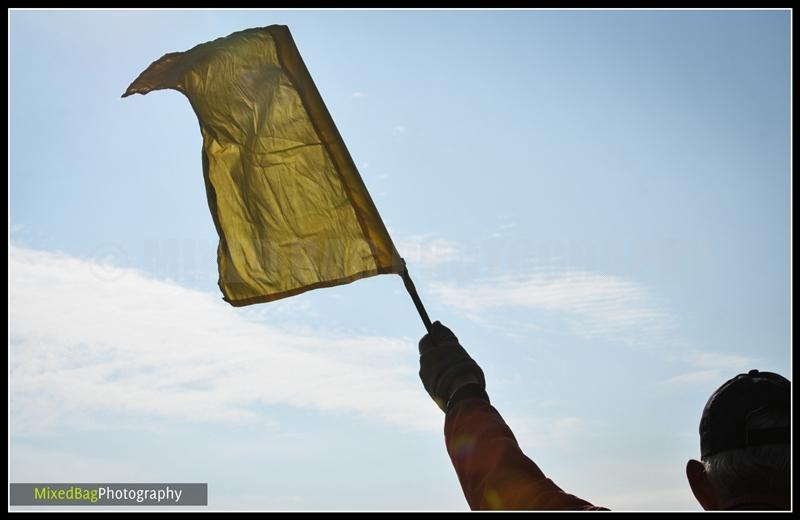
[123,25,403,306]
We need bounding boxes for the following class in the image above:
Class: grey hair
[702,444,790,503]
[701,408,790,503]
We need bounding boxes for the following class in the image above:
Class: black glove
[419,321,486,412]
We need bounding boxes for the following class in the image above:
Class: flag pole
[400,260,433,333]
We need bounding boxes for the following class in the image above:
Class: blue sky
[9,10,790,511]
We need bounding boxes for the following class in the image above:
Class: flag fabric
[123,25,403,306]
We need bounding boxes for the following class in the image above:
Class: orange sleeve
[445,397,608,511]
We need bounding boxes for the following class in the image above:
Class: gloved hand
[419,321,486,412]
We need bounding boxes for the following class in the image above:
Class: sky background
[9,9,791,511]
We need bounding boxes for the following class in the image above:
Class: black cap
[700,369,790,458]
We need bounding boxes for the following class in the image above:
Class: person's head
[686,370,790,510]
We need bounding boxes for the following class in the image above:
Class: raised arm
[418,322,606,511]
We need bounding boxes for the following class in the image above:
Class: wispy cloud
[603,487,699,511]
[503,413,587,451]
[430,270,673,346]
[661,351,756,387]
[351,91,365,98]
[395,234,461,268]
[490,220,517,239]
[662,370,723,386]
[10,445,158,482]
[391,125,406,135]
[9,246,440,436]
[681,351,755,371]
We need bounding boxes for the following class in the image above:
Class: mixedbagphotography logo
[10,483,208,506]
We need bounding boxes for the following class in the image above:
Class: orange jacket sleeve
[445,396,608,511]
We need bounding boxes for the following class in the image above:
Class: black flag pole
[400,259,433,334]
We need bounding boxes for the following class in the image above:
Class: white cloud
[681,351,754,371]
[391,125,406,135]
[662,370,722,386]
[10,445,157,482]
[351,91,364,98]
[503,413,586,451]
[603,487,699,511]
[490,221,517,239]
[395,234,461,268]
[9,245,441,436]
[661,351,756,387]
[430,270,673,345]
